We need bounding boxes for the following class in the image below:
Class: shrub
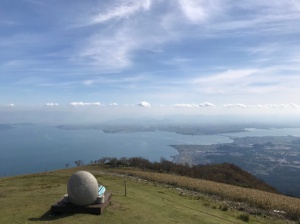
[238,213,249,222]
[219,204,229,211]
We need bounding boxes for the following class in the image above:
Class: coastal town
[171,136,300,197]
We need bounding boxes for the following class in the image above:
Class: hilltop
[0,163,300,223]
[100,157,277,193]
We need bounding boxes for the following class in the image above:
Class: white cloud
[199,102,215,107]
[174,103,199,108]
[290,103,300,108]
[177,0,223,24]
[279,104,290,108]
[257,103,300,109]
[138,101,151,108]
[223,103,300,109]
[70,102,102,106]
[171,102,300,110]
[7,104,15,107]
[109,103,119,106]
[178,0,207,23]
[258,104,281,108]
[223,104,247,108]
[46,103,59,106]
[173,102,215,108]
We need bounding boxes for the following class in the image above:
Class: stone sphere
[67,171,98,206]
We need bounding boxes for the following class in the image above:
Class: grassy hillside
[0,165,298,224]
[96,157,278,193]
[186,162,278,193]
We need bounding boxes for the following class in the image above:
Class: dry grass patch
[111,168,300,220]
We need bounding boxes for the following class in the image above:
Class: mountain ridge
[99,157,278,193]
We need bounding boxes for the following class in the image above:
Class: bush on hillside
[92,156,277,193]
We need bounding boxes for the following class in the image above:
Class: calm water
[1,125,300,176]
[0,125,232,176]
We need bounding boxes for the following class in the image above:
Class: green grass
[111,167,300,220]
[0,166,292,224]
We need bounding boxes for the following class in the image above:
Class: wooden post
[124,179,127,196]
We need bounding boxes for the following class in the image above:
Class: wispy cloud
[1,1,300,109]
[73,1,300,73]
[193,69,257,84]
[191,69,259,95]
[247,43,280,56]
[76,31,135,70]
[82,75,146,86]
[88,0,151,25]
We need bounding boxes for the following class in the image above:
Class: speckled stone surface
[67,171,99,206]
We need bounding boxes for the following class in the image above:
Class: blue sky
[1,0,300,118]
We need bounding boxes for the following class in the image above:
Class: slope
[0,165,298,224]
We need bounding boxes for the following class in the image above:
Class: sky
[1,0,300,121]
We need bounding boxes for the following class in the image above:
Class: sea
[1,124,300,177]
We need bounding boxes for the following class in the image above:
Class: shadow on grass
[28,210,73,221]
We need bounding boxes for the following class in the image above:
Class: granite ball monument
[67,171,99,206]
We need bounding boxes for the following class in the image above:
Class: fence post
[124,179,127,196]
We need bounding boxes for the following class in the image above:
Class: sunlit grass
[0,165,296,223]
[111,167,300,220]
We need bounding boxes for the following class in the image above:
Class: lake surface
[0,125,232,176]
[1,125,300,176]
